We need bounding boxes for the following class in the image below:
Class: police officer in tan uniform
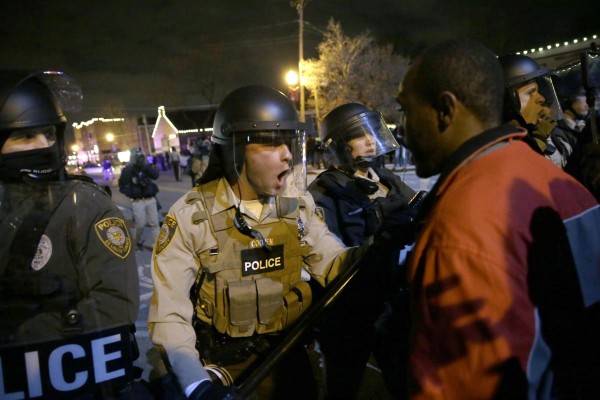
[148,86,378,400]
[0,70,141,399]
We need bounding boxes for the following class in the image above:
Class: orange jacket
[408,125,600,399]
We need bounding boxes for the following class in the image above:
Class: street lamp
[286,70,299,86]
[285,69,299,104]
[106,132,114,142]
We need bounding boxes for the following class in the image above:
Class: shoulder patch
[155,215,178,255]
[314,206,326,224]
[31,234,52,271]
[94,217,132,259]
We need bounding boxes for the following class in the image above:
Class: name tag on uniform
[241,244,284,276]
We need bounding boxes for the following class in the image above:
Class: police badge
[155,215,178,255]
[94,217,131,259]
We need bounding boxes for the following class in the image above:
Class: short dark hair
[412,39,504,125]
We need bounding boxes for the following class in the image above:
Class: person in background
[119,149,160,251]
[397,39,600,399]
[157,152,166,171]
[308,102,416,399]
[165,149,172,170]
[102,155,114,180]
[551,86,589,163]
[498,54,566,166]
[180,148,190,182]
[148,85,403,400]
[190,137,210,186]
[0,70,141,398]
[170,146,182,182]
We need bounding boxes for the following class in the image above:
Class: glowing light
[117,150,131,163]
[286,70,299,86]
[72,117,125,130]
[106,133,114,142]
[515,34,597,57]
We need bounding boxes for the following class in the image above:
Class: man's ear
[435,91,457,132]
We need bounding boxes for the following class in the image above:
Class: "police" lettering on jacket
[0,325,133,399]
[241,244,284,276]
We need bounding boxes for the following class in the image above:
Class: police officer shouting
[148,86,383,399]
[0,70,140,398]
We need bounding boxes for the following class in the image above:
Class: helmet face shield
[322,111,400,166]
[537,75,563,121]
[231,129,307,196]
[512,75,563,124]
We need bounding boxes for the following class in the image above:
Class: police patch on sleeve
[94,217,131,259]
[155,215,178,255]
[314,206,326,224]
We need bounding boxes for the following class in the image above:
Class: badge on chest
[241,244,284,276]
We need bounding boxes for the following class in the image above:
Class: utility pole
[314,84,321,136]
[142,114,152,155]
[291,0,307,123]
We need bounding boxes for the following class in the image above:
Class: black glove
[373,193,411,223]
[374,191,427,248]
[188,380,240,400]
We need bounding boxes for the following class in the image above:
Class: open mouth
[276,169,289,185]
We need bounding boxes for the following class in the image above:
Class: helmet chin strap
[232,181,272,252]
[354,156,376,169]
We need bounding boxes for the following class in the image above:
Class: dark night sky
[2,0,599,121]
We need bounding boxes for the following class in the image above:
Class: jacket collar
[436,124,526,187]
[416,124,526,221]
[210,178,296,225]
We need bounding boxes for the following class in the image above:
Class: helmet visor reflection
[537,75,563,121]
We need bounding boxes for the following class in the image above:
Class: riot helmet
[498,55,562,128]
[560,86,589,120]
[0,70,82,181]
[208,85,307,194]
[320,103,399,169]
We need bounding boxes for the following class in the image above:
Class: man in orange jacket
[396,39,600,399]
